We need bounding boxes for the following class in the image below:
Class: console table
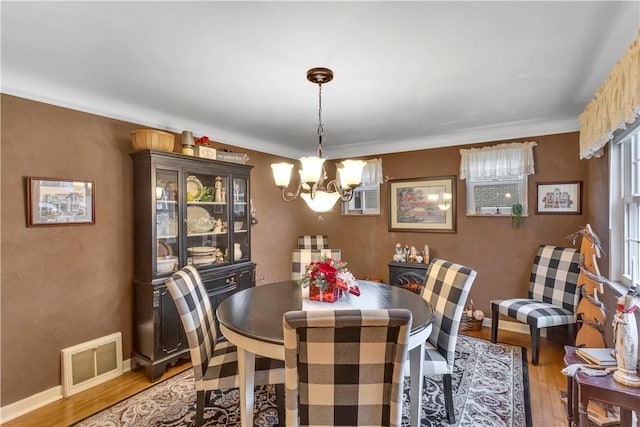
[564,346,640,427]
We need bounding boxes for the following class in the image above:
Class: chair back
[283,309,412,427]
[297,235,329,249]
[165,266,217,383]
[291,248,342,280]
[528,245,580,312]
[422,259,477,366]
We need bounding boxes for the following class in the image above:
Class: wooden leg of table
[578,390,589,427]
[571,377,579,426]
[237,348,255,427]
[566,375,574,427]
[619,408,632,427]
[409,342,425,427]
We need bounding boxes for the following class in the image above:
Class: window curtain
[360,158,383,185]
[579,29,640,159]
[459,141,537,180]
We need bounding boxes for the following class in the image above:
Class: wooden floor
[3,328,568,427]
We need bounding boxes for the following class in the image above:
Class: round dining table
[217,280,434,427]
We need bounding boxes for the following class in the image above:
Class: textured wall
[0,95,304,405]
[0,94,613,408]
[301,132,592,317]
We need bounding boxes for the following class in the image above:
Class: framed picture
[27,177,95,226]
[388,176,456,232]
[535,181,582,214]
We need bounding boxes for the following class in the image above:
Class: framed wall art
[27,177,95,226]
[388,176,456,232]
[535,181,582,215]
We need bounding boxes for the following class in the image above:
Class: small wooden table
[564,346,640,427]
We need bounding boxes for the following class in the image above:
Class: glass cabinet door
[185,172,229,269]
[232,177,250,262]
[155,169,179,276]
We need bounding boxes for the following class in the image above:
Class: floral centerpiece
[298,257,360,302]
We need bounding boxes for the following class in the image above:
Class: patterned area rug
[73,335,530,427]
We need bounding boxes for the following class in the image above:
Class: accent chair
[490,245,580,365]
[166,266,285,426]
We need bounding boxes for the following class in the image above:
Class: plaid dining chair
[166,266,285,426]
[420,258,477,424]
[491,245,580,365]
[283,309,412,427]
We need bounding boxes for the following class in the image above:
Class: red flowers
[195,136,210,145]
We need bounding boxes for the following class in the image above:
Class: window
[342,184,380,215]
[460,141,536,215]
[341,158,383,216]
[611,128,640,288]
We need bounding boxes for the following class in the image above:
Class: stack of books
[576,347,617,366]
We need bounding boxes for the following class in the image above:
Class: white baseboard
[0,358,132,423]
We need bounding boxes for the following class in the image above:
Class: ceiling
[2,1,638,160]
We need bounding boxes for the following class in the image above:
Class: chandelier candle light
[271,68,365,212]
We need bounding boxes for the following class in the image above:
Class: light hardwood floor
[2,328,568,427]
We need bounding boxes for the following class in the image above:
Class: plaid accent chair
[420,258,477,424]
[166,266,285,426]
[297,235,329,249]
[283,309,412,427]
[291,248,342,280]
[491,245,580,365]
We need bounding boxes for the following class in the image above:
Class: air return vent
[61,332,123,397]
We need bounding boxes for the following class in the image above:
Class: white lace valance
[459,141,537,181]
[360,158,383,186]
[579,29,640,159]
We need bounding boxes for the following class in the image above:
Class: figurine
[213,217,223,233]
[407,246,418,263]
[392,243,404,262]
[214,176,223,202]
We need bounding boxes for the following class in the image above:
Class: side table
[564,346,640,427]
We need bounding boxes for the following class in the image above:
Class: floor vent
[61,332,123,397]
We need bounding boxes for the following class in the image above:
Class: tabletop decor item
[131,129,175,152]
[298,257,360,302]
[612,284,640,387]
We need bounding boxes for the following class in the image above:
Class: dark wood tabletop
[217,280,434,345]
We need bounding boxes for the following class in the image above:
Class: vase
[612,296,640,387]
[309,282,342,303]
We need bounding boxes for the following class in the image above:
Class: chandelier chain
[317,83,324,158]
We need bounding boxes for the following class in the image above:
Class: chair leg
[530,324,540,365]
[275,383,286,426]
[196,390,205,427]
[491,304,499,343]
[443,373,455,424]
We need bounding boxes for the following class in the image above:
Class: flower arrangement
[195,136,210,145]
[299,257,360,302]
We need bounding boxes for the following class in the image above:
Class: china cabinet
[131,149,254,381]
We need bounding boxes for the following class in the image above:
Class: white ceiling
[2,1,639,159]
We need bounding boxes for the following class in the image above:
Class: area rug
[73,335,530,427]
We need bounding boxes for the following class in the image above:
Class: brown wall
[0,94,614,407]
[0,95,305,405]
[305,132,591,316]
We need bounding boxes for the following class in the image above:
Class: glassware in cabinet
[232,177,249,261]
[155,168,179,276]
[185,172,229,269]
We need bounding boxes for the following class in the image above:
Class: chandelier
[271,68,365,212]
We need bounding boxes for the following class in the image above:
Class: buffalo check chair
[490,245,580,365]
[283,309,412,427]
[165,266,285,426]
[419,258,477,424]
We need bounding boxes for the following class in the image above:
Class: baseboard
[0,358,132,423]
